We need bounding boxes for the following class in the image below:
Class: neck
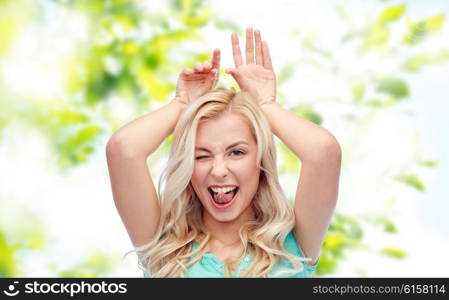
[202,204,255,246]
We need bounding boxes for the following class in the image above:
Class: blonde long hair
[134,89,308,277]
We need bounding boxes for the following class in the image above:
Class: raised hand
[174,48,221,106]
[226,27,276,106]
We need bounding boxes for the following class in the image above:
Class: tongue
[213,191,234,204]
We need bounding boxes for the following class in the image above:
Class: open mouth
[207,186,239,208]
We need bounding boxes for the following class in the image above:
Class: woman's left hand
[226,27,276,106]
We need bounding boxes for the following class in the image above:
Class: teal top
[143,231,319,278]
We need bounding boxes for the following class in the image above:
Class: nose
[210,157,229,178]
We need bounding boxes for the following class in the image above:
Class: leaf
[0,230,17,277]
[0,0,35,55]
[73,0,105,14]
[395,174,425,191]
[325,233,346,252]
[365,99,384,107]
[214,19,241,33]
[294,105,322,125]
[403,51,449,72]
[83,252,116,274]
[352,80,365,102]
[172,0,211,28]
[403,21,426,45]
[362,24,390,49]
[377,4,406,24]
[171,0,204,13]
[165,30,203,43]
[148,134,173,165]
[317,213,365,275]
[145,30,202,69]
[0,113,9,141]
[277,141,300,175]
[403,54,430,72]
[328,214,363,241]
[277,64,295,85]
[137,68,172,101]
[381,246,407,259]
[182,7,212,28]
[49,107,90,126]
[13,224,47,251]
[58,125,102,166]
[74,145,95,163]
[314,251,338,276]
[420,160,439,167]
[57,252,116,277]
[403,15,445,45]
[376,77,409,99]
[62,126,102,151]
[0,14,17,55]
[384,222,398,234]
[424,15,445,32]
[375,217,398,234]
[121,40,139,55]
[85,72,119,104]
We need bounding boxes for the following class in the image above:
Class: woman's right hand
[173,48,221,107]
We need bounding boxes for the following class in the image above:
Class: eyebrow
[195,141,249,153]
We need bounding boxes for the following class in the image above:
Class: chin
[208,209,240,223]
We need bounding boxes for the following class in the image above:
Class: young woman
[106,27,341,277]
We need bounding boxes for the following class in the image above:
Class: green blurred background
[1,0,448,277]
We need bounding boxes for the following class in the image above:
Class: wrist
[259,97,276,108]
[171,97,188,111]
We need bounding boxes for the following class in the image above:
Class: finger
[262,40,274,70]
[225,68,237,77]
[231,33,243,67]
[255,29,263,65]
[182,68,194,75]
[194,62,204,72]
[203,61,212,72]
[211,48,221,70]
[209,68,219,86]
[245,27,255,64]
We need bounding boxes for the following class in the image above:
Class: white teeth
[210,186,237,193]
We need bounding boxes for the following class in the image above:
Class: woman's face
[190,112,260,224]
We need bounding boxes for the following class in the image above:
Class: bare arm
[106,100,185,247]
[106,49,220,247]
[261,102,341,265]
